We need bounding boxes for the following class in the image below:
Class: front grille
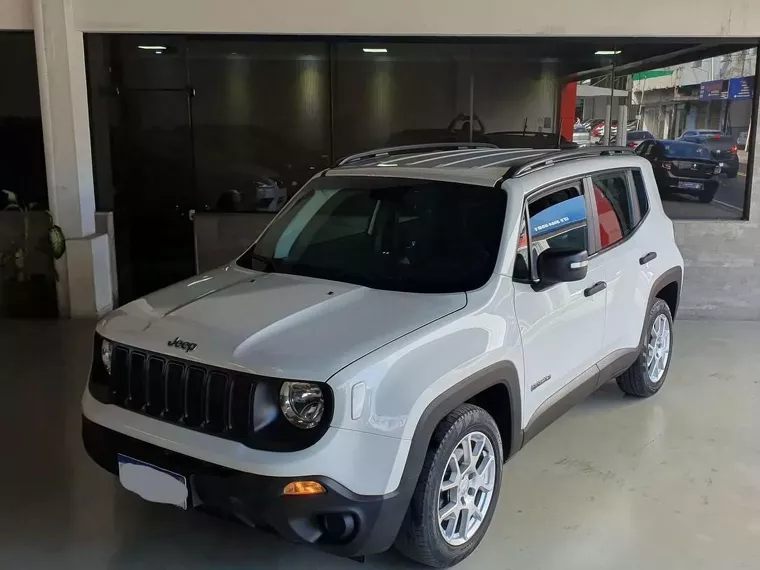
[89,335,333,451]
[108,344,255,441]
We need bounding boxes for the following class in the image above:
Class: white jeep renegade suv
[83,144,684,567]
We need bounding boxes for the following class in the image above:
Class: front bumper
[82,417,407,558]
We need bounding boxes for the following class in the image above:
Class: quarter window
[631,169,650,220]
[514,182,588,280]
[591,172,635,249]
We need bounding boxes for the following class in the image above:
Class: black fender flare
[640,266,682,347]
[383,362,522,540]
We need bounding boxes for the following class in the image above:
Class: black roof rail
[504,147,636,179]
[335,142,498,167]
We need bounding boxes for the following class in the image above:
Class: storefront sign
[699,80,726,100]
[728,76,754,100]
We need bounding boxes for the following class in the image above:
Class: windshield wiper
[249,252,280,272]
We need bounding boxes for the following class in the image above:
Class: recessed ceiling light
[138,45,167,51]
[595,50,622,55]
[363,48,388,53]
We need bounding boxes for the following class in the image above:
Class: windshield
[662,141,712,159]
[238,176,507,293]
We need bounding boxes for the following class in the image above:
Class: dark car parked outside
[625,130,655,149]
[679,130,739,178]
[487,130,578,150]
[636,139,721,203]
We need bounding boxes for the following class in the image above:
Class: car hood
[98,265,466,382]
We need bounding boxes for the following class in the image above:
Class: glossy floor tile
[1,319,759,569]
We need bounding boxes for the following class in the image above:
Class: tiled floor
[2,319,759,569]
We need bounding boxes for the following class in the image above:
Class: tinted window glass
[0,33,47,209]
[662,141,712,159]
[188,40,331,211]
[592,172,634,249]
[628,131,652,141]
[241,177,506,293]
[514,183,587,280]
[631,169,649,220]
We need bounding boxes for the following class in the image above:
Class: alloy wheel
[437,431,497,546]
[646,313,671,383]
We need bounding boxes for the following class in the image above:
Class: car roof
[326,145,638,187]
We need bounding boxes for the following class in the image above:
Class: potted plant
[0,190,66,318]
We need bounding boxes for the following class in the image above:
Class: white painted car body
[84,149,684,500]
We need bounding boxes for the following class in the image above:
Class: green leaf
[49,225,66,260]
[2,189,18,204]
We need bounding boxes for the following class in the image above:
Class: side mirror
[537,249,588,285]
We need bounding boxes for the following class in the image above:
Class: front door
[513,180,607,426]
[112,88,198,301]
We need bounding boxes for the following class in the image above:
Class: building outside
[2,0,760,320]
[632,48,757,141]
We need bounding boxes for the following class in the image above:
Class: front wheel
[394,404,503,568]
[617,298,674,397]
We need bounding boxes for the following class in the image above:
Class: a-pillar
[33,0,112,317]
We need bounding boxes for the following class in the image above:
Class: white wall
[0,0,32,30]
[5,0,760,36]
[67,0,760,36]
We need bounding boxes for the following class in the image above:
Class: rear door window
[591,172,635,250]
[662,141,712,159]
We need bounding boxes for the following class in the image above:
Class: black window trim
[585,167,651,260]
[511,176,592,285]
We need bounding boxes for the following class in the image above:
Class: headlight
[101,338,113,375]
[714,165,722,174]
[279,382,325,429]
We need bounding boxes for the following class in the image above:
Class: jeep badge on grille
[167,337,198,353]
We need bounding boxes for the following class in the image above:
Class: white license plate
[678,181,703,190]
[117,454,189,509]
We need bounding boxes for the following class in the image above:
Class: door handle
[639,251,657,265]
[584,281,607,297]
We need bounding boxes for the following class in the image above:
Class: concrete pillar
[33,0,112,317]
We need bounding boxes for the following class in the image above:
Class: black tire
[727,169,738,179]
[617,298,673,397]
[394,404,503,568]
[698,191,716,203]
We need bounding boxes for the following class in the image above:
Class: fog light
[319,513,356,542]
[283,481,326,496]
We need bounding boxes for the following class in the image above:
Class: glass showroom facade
[1,33,757,303]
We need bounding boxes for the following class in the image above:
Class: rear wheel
[617,298,673,397]
[698,190,716,203]
[394,404,502,568]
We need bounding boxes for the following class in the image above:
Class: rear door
[588,169,652,373]
[513,180,606,425]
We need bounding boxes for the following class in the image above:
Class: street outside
[661,150,749,220]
